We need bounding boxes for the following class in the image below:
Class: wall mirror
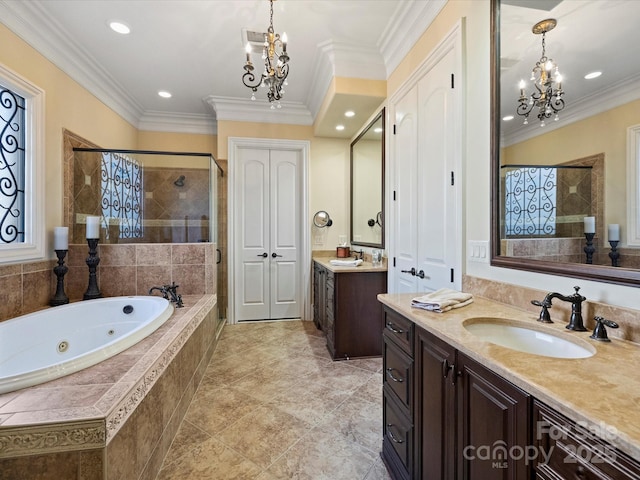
[491,0,640,287]
[351,108,385,248]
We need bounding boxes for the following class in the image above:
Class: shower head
[174,175,185,187]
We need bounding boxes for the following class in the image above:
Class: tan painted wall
[137,130,217,157]
[502,99,640,228]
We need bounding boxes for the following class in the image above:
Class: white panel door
[416,47,458,292]
[235,147,301,321]
[390,32,461,294]
[236,148,270,320]
[269,149,301,319]
[392,86,420,293]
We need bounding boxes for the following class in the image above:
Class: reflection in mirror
[72,149,220,244]
[491,0,640,286]
[351,108,385,248]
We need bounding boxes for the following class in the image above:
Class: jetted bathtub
[0,296,173,394]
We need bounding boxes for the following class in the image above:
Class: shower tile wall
[71,150,210,244]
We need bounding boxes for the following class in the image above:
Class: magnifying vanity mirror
[351,108,385,248]
[491,0,640,287]
[313,211,333,228]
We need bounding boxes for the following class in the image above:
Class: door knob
[257,252,268,258]
[417,269,425,279]
[272,253,283,258]
[401,267,416,276]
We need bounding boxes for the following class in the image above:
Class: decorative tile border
[0,421,104,459]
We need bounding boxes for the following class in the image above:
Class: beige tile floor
[156,319,392,480]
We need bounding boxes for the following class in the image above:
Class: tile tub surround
[0,242,217,323]
[156,319,390,480]
[377,292,640,462]
[0,294,218,480]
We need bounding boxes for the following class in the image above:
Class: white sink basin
[463,318,595,359]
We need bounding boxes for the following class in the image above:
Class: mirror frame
[350,108,385,249]
[490,0,640,287]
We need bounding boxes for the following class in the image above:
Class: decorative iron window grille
[101,152,143,239]
[504,166,557,236]
[0,85,25,244]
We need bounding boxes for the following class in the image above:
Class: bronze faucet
[149,282,184,308]
[531,286,587,331]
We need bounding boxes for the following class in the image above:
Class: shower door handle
[257,252,268,258]
[216,248,222,264]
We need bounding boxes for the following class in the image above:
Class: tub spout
[149,283,183,308]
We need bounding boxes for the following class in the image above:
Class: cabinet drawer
[383,308,414,354]
[383,336,413,409]
[383,392,413,474]
[533,400,640,480]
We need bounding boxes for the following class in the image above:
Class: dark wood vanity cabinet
[382,306,640,480]
[313,261,387,359]
[382,306,530,480]
[533,400,640,480]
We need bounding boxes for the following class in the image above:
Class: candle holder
[608,240,620,267]
[83,238,102,300]
[50,249,69,306]
[584,232,595,264]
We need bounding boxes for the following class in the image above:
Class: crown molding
[0,0,144,127]
[205,95,313,125]
[138,110,217,135]
[502,73,640,147]
[379,0,447,77]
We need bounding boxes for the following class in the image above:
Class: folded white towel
[329,259,364,267]
[411,288,474,313]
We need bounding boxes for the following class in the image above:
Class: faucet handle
[589,316,619,342]
[531,299,553,323]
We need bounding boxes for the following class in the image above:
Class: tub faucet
[149,282,184,308]
[531,286,587,331]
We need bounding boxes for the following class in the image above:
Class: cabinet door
[457,352,531,480]
[415,327,456,480]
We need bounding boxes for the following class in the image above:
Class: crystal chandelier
[516,19,565,127]
[242,0,289,109]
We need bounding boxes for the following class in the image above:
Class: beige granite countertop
[378,293,640,461]
[313,257,388,273]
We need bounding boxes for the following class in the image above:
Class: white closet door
[235,147,302,321]
[269,149,301,319]
[416,47,459,292]
[393,86,420,293]
[236,148,271,320]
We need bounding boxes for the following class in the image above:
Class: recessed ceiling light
[158,91,172,98]
[336,125,345,131]
[344,111,355,118]
[584,71,602,80]
[502,115,514,121]
[109,21,131,35]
